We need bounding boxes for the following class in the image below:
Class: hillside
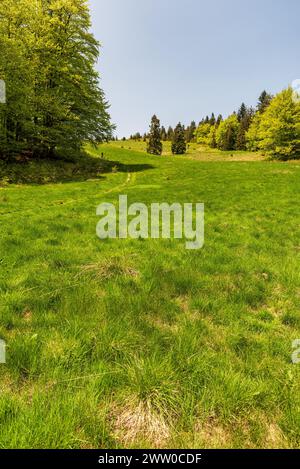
[0,143,299,448]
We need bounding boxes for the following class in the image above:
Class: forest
[0,0,300,455]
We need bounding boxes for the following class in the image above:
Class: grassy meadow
[0,142,300,448]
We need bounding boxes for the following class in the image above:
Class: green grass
[0,142,300,448]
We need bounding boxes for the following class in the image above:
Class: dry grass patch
[80,257,140,280]
[111,400,171,448]
[264,421,289,449]
[22,308,33,322]
[194,417,231,448]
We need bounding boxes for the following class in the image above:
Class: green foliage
[216,114,223,127]
[246,113,262,151]
[0,0,113,160]
[161,126,167,141]
[257,90,273,113]
[185,121,197,143]
[167,126,174,141]
[236,105,254,150]
[257,88,300,159]
[216,114,240,151]
[195,123,213,145]
[246,88,300,159]
[209,126,217,148]
[171,123,186,154]
[237,103,247,122]
[147,115,162,155]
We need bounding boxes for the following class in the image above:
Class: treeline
[129,121,197,144]
[0,0,113,160]
[195,88,300,159]
[195,89,300,158]
[147,115,187,155]
[134,88,300,160]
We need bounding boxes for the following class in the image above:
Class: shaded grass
[0,142,299,448]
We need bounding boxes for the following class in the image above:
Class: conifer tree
[167,126,174,141]
[216,115,223,127]
[257,90,273,113]
[210,113,216,125]
[237,103,247,122]
[236,125,247,150]
[161,126,167,141]
[172,123,186,154]
[187,120,197,142]
[236,104,254,149]
[147,115,162,155]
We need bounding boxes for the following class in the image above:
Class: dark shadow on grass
[0,153,155,186]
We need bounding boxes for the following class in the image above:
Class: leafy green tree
[147,115,162,155]
[195,122,212,145]
[216,114,240,150]
[246,113,262,151]
[0,0,113,160]
[256,88,300,159]
[208,126,217,148]
[172,123,186,154]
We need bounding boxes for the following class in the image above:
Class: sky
[89,0,300,138]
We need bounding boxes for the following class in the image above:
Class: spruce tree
[161,126,167,141]
[257,91,273,113]
[210,113,216,125]
[186,120,196,142]
[237,103,247,122]
[172,123,186,154]
[236,125,247,150]
[147,115,162,155]
[216,115,223,127]
[236,104,253,149]
[167,126,174,141]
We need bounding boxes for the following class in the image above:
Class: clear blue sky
[89,0,300,138]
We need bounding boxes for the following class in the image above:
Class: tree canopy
[0,0,113,160]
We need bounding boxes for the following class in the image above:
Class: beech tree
[0,0,113,159]
[216,114,240,151]
[255,88,300,159]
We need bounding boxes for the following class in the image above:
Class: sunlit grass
[0,142,299,448]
